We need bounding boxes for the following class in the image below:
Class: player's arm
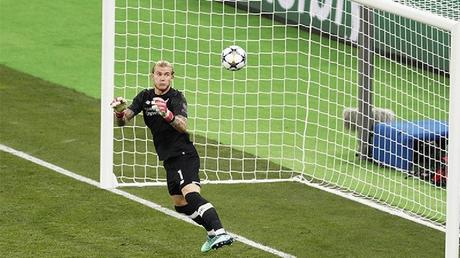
[169,115,187,133]
[152,97,187,133]
[115,108,135,126]
[111,97,135,126]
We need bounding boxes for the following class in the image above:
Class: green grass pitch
[0,0,448,257]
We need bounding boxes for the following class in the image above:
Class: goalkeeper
[111,60,233,253]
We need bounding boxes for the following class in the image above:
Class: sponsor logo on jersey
[145,99,160,116]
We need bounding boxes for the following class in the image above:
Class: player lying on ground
[111,60,234,252]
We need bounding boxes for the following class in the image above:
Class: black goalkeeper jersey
[128,88,197,161]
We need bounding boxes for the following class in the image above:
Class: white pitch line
[0,144,295,258]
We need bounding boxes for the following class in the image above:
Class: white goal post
[100,0,459,256]
[100,0,116,189]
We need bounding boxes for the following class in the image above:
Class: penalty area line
[0,144,295,258]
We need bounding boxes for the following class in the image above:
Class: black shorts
[163,153,201,196]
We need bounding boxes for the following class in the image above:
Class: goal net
[110,0,308,185]
[101,0,459,238]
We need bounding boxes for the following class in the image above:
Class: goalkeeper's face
[152,66,174,94]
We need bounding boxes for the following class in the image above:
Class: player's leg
[165,162,213,234]
[173,154,233,251]
[181,184,224,234]
[170,194,214,235]
[170,193,217,252]
[164,155,222,252]
[181,183,233,251]
[177,154,227,235]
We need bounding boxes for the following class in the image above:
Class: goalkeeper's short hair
[152,60,174,75]
[343,107,395,132]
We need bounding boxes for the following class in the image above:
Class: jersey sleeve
[128,90,146,115]
[171,92,188,118]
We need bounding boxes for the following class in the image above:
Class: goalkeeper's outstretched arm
[111,97,134,126]
[115,108,135,126]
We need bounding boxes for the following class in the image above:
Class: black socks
[184,192,224,233]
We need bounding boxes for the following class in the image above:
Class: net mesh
[112,0,455,226]
[394,0,459,21]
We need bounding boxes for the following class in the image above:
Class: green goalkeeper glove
[110,97,127,118]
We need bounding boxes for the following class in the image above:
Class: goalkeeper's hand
[152,97,174,123]
[110,97,127,118]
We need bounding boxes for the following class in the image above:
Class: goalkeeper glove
[152,97,174,123]
[110,97,127,118]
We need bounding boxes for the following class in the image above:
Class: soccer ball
[221,45,246,71]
